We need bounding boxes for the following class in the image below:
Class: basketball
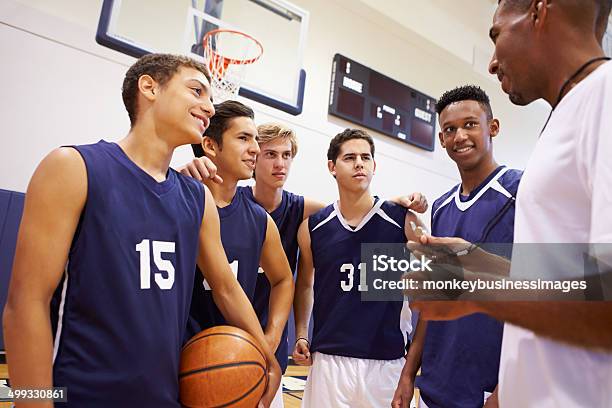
[179,326,268,408]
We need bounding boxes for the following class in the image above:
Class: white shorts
[301,352,404,408]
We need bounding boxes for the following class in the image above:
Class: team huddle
[4,0,612,407]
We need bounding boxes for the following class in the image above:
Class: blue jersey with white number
[244,187,304,373]
[50,140,204,407]
[416,166,521,408]
[308,199,412,360]
[187,187,268,338]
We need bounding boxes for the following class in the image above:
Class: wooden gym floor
[282,362,308,408]
[0,363,417,407]
[0,363,308,408]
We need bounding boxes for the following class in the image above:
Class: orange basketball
[179,326,268,408]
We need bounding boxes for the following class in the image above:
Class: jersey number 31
[340,263,368,292]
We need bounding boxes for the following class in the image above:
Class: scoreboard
[328,54,437,151]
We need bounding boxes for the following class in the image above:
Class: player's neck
[458,159,499,196]
[204,173,238,208]
[337,189,374,226]
[118,128,174,182]
[252,183,283,213]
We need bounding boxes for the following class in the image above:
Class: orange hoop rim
[202,28,264,67]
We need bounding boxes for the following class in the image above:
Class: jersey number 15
[136,239,175,290]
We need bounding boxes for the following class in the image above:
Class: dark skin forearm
[415,300,612,351]
[410,234,612,350]
[478,301,612,351]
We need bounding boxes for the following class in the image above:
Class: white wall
[0,0,548,226]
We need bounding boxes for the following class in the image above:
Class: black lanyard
[540,56,611,135]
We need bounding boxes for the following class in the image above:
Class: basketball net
[202,29,263,102]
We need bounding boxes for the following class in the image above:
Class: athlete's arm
[473,301,612,351]
[260,215,294,352]
[3,148,87,408]
[392,318,427,408]
[410,233,612,350]
[177,156,223,184]
[302,197,325,220]
[292,219,314,365]
[196,187,281,406]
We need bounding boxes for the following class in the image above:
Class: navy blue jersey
[416,166,522,408]
[187,187,267,338]
[50,140,204,407]
[243,186,304,373]
[309,199,411,360]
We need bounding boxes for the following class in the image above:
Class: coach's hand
[408,234,474,263]
[292,338,312,366]
[259,357,282,408]
[178,156,223,184]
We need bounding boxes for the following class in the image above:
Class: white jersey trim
[312,200,403,233]
[376,206,403,230]
[432,194,454,220]
[311,209,338,232]
[490,180,513,199]
[433,168,512,219]
[333,200,383,232]
[453,167,509,211]
[52,263,69,363]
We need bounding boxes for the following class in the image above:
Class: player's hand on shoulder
[178,156,223,184]
[292,338,312,366]
[259,357,282,408]
[393,192,428,213]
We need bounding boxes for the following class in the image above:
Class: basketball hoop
[202,29,264,102]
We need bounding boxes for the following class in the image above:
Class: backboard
[96,0,309,115]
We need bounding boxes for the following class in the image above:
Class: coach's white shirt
[499,61,612,407]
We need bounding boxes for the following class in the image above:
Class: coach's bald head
[490,0,608,106]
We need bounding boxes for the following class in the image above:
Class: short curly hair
[327,128,375,163]
[122,53,211,126]
[436,85,493,120]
